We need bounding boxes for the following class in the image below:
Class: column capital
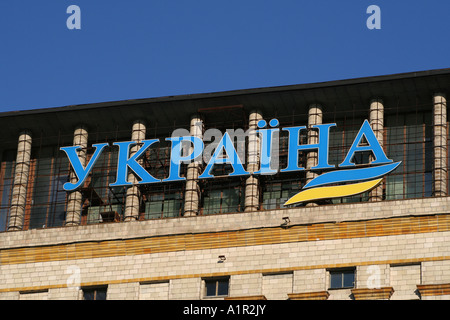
[308,103,322,113]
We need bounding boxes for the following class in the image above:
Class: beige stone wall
[356,264,390,289]
[293,269,326,293]
[139,281,170,300]
[229,274,262,297]
[422,260,450,284]
[0,197,449,300]
[169,278,201,300]
[390,264,421,300]
[262,273,293,300]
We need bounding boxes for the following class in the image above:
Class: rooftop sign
[60,119,400,205]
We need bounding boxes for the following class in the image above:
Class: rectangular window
[141,142,185,220]
[204,277,229,297]
[202,181,244,215]
[87,204,123,224]
[27,146,69,230]
[329,268,355,289]
[82,286,107,300]
[385,112,432,200]
[142,183,184,220]
[0,150,16,232]
[84,146,125,224]
[262,179,301,210]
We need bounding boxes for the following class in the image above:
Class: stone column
[65,125,89,226]
[184,115,204,217]
[124,120,146,221]
[8,131,32,231]
[369,98,384,201]
[304,105,323,206]
[306,104,322,184]
[244,110,263,212]
[433,93,447,197]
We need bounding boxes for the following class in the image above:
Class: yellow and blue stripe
[284,161,401,206]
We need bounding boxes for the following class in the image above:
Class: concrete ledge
[0,197,449,250]
[351,287,394,300]
[288,291,330,300]
[417,283,450,296]
[225,295,267,300]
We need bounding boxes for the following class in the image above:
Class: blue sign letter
[281,123,335,173]
[254,119,280,175]
[199,132,248,179]
[61,143,108,191]
[339,120,392,167]
[110,139,160,187]
[163,136,204,182]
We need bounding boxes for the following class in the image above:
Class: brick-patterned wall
[229,274,262,297]
[390,264,421,300]
[139,281,169,300]
[356,264,390,289]
[293,269,326,293]
[262,273,293,300]
[0,197,449,300]
[422,260,450,284]
[168,278,201,300]
[108,282,139,300]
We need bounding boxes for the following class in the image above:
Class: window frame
[201,179,244,215]
[82,286,108,300]
[203,277,230,298]
[26,146,70,230]
[328,267,356,290]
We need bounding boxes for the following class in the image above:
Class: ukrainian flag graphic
[284,161,401,206]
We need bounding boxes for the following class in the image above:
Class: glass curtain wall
[385,111,433,200]
[85,146,125,224]
[27,146,69,229]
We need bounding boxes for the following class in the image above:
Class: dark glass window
[83,286,107,300]
[385,112,432,200]
[202,181,244,215]
[143,184,184,219]
[329,268,355,289]
[217,279,229,296]
[85,147,125,224]
[28,146,69,229]
[262,178,301,209]
[204,278,229,297]
[205,281,216,296]
[0,150,16,232]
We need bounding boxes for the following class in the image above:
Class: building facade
[0,69,449,300]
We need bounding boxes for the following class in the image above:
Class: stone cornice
[225,295,267,300]
[288,291,330,300]
[417,283,450,296]
[351,287,394,300]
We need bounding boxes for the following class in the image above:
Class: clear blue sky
[0,0,449,112]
